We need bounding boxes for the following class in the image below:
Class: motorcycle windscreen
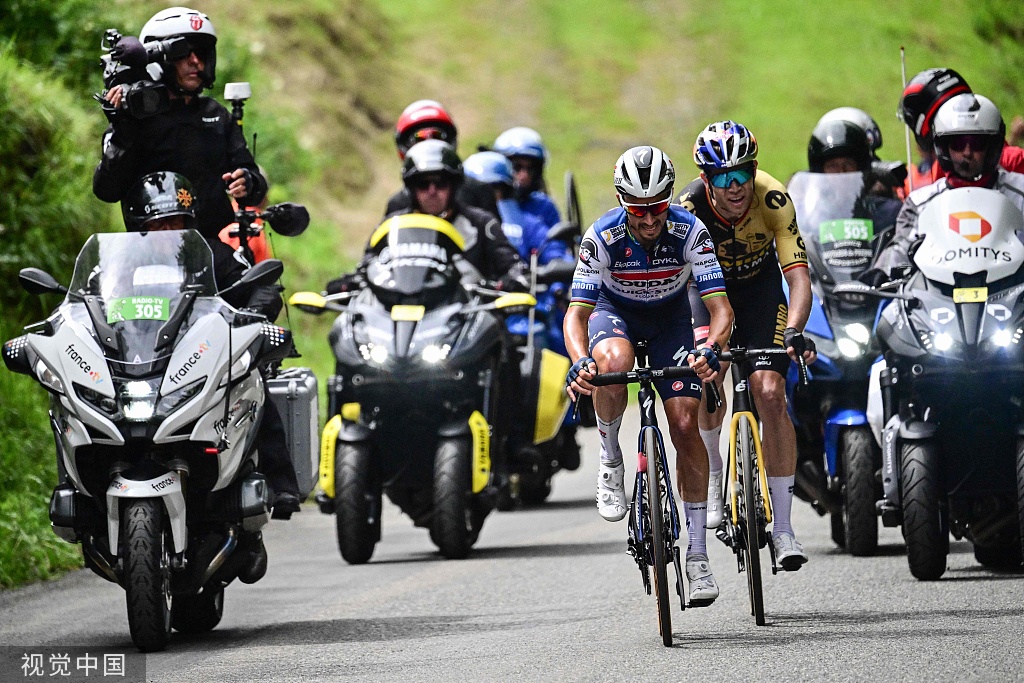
[365,216,464,304]
[66,230,218,368]
[913,187,1024,286]
[789,171,877,284]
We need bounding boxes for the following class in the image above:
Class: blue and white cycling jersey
[570,206,726,311]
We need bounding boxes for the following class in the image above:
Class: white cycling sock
[700,426,723,474]
[597,415,624,466]
[684,501,708,555]
[768,475,796,536]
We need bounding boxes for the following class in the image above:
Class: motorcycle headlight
[35,359,65,395]
[933,333,953,351]
[837,338,863,359]
[421,344,451,364]
[157,377,206,415]
[74,383,117,414]
[844,323,871,345]
[359,343,389,365]
[993,329,1013,347]
[119,380,158,422]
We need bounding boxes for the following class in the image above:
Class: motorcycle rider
[807,118,902,233]
[564,146,734,604]
[898,68,1024,194]
[678,121,817,570]
[815,107,907,197]
[384,100,499,220]
[867,94,1024,283]
[93,7,267,240]
[492,127,562,230]
[122,172,302,520]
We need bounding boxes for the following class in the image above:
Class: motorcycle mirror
[288,291,327,315]
[262,202,310,237]
[833,280,914,304]
[19,268,68,296]
[536,259,576,284]
[219,259,283,298]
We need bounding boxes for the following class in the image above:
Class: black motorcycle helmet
[122,172,198,232]
[402,139,464,190]
[807,120,873,173]
[897,68,972,145]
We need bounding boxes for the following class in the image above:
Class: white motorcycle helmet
[613,146,675,199]
[140,7,218,93]
[932,93,1005,181]
[817,107,883,158]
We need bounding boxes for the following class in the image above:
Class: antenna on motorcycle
[900,47,915,192]
[224,82,251,134]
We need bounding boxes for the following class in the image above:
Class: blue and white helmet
[613,146,675,199]
[693,120,758,172]
[463,151,514,187]
[493,127,549,164]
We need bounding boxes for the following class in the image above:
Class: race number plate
[952,287,987,303]
[819,218,874,244]
[106,296,170,323]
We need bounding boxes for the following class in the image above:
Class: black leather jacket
[94,97,267,239]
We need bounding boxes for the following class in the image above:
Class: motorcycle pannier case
[267,367,319,498]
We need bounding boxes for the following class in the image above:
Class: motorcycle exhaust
[201,527,238,585]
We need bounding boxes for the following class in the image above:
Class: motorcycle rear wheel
[432,437,475,559]
[335,441,380,565]
[900,440,947,580]
[123,499,173,652]
[842,427,879,556]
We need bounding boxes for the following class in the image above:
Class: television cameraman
[93,7,267,240]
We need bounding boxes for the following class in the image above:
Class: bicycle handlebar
[589,365,699,387]
[717,347,809,386]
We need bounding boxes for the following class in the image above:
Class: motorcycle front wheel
[431,437,474,559]
[335,441,380,565]
[123,499,173,651]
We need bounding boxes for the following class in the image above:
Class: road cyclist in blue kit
[564,145,734,604]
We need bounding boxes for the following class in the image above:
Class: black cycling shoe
[271,492,302,520]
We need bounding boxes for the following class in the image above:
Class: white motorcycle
[837,188,1024,579]
[3,230,292,651]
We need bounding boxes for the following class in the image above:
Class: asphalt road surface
[2,406,1023,682]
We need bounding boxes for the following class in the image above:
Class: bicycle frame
[727,367,773,528]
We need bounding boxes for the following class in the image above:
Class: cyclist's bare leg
[591,337,634,425]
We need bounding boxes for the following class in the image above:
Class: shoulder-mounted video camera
[97,28,189,119]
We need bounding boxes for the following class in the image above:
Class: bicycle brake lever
[797,354,809,387]
[705,381,721,413]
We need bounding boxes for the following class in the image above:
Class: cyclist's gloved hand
[783,327,816,356]
[566,356,596,390]
[690,346,721,374]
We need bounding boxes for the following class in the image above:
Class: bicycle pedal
[686,598,716,609]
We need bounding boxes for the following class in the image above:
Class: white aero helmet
[933,93,1005,180]
[817,107,883,156]
[140,7,218,89]
[613,146,675,199]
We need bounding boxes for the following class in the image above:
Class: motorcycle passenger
[565,146,734,604]
[678,120,817,570]
[807,118,902,234]
[384,100,499,220]
[122,172,302,520]
[93,7,268,240]
[867,94,1024,284]
[492,127,562,230]
[898,68,1024,194]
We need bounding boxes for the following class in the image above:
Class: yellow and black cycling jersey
[676,171,807,283]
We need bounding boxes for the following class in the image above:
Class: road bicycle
[588,341,715,647]
[712,347,807,626]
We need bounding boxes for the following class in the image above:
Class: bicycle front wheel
[738,415,765,625]
[645,429,672,646]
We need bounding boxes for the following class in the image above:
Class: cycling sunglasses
[947,134,990,153]
[708,167,754,188]
[620,199,671,217]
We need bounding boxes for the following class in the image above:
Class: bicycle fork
[726,410,781,574]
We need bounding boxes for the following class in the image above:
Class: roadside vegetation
[2,0,1023,586]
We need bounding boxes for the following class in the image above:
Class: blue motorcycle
[785,171,899,555]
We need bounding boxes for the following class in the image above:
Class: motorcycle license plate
[952,287,987,303]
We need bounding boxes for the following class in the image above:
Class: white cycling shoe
[772,531,809,571]
[596,461,627,522]
[685,553,719,606]
[706,470,725,529]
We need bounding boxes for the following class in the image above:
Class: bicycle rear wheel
[645,429,672,647]
[738,415,765,625]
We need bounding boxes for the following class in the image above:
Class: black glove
[783,327,815,356]
[496,270,530,293]
[325,272,365,295]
